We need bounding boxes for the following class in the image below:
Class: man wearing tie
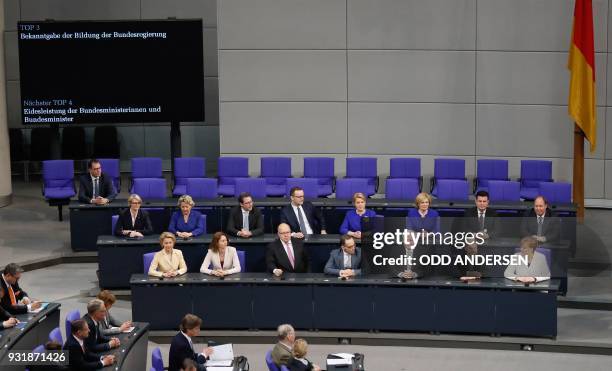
[78,159,116,205]
[1,263,42,314]
[226,192,264,238]
[520,195,560,243]
[64,319,115,370]
[82,299,121,353]
[462,190,498,239]
[168,314,213,371]
[280,187,327,239]
[266,223,309,276]
[324,235,362,277]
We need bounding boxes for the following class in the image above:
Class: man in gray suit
[324,235,362,277]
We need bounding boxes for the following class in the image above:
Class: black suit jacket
[266,238,309,273]
[168,332,206,371]
[83,314,111,353]
[78,173,116,203]
[462,207,498,236]
[1,303,13,325]
[279,202,326,234]
[288,358,315,371]
[114,208,153,236]
[226,206,264,237]
[0,276,28,314]
[520,208,560,242]
[64,335,103,370]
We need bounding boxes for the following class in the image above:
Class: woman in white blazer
[200,232,241,276]
[504,236,551,283]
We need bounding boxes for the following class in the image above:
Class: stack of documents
[205,343,235,371]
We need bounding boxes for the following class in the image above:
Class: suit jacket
[271,342,292,366]
[200,246,241,274]
[226,206,264,237]
[324,247,362,276]
[168,332,206,371]
[288,357,315,371]
[168,210,205,236]
[504,251,551,281]
[462,207,498,236]
[114,208,153,236]
[520,209,560,243]
[78,173,116,203]
[280,202,326,234]
[1,275,28,314]
[99,311,123,336]
[83,314,111,353]
[1,302,14,327]
[148,249,188,278]
[266,238,309,273]
[64,335,103,370]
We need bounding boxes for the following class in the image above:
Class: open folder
[205,343,234,367]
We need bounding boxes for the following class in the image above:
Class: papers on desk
[122,326,135,333]
[206,367,234,371]
[204,343,234,370]
[328,353,355,366]
[28,302,49,314]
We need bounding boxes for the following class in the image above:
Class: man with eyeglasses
[78,159,116,205]
[226,192,264,238]
[279,187,327,239]
[266,223,309,276]
[324,235,362,278]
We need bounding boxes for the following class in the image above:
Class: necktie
[297,206,308,234]
[285,242,295,269]
[8,284,16,305]
[243,212,249,231]
[93,178,99,198]
[478,212,485,231]
[537,216,543,236]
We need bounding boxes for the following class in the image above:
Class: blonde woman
[288,339,321,371]
[115,194,153,237]
[339,192,376,239]
[148,232,188,277]
[407,192,440,233]
[200,232,241,276]
[169,195,205,238]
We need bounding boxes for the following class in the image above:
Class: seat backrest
[132,178,167,199]
[186,178,218,199]
[174,157,206,181]
[335,178,369,200]
[346,157,377,178]
[488,180,521,202]
[303,157,334,179]
[218,157,249,179]
[281,366,290,371]
[237,250,246,272]
[33,344,45,354]
[98,158,120,192]
[152,347,164,371]
[434,158,465,180]
[261,157,292,178]
[477,159,509,187]
[43,160,74,188]
[385,178,419,200]
[539,182,571,204]
[435,179,469,200]
[143,252,156,274]
[285,178,319,199]
[520,160,552,187]
[234,178,267,198]
[49,327,63,344]
[65,309,81,336]
[265,350,281,371]
[389,158,421,179]
[131,157,163,178]
[111,214,119,236]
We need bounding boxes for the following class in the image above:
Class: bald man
[266,223,310,275]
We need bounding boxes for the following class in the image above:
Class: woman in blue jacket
[339,192,376,239]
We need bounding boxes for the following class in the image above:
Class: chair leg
[57,205,63,221]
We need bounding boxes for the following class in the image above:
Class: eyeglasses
[292,195,304,198]
[130,201,141,204]
[91,167,101,171]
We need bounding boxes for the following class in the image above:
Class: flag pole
[573,123,585,222]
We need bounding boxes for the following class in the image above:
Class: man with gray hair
[1,263,41,314]
[82,298,120,353]
[271,323,295,366]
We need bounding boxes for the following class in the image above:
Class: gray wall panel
[219,50,347,101]
[347,0,475,50]
[220,102,347,154]
[478,0,607,52]
[6,80,20,128]
[4,31,18,81]
[203,28,218,77]
[585,159,605,198]
[606,161,612,198]
[181,125,220,176]
[143,126,171,160]
[348,50,475,103]
[141,0,217,27]
[20,0,140,20]
[348,103,475,155]
[204,77,219,125]
[116,126,145,163]
[218,0,345,49]
[4,0,19,31]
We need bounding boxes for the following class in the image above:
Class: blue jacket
[168,210,205,236]
[407,208,440,233]
[324,247,362,276]
[339,209,377,234]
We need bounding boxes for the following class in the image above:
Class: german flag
[568,0,597,152]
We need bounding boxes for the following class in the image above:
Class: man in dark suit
[82,299,120,353]
[324,235,362,277]
[462,190,498,239]
[521,195,560,243]
[266,223,309,276]
[226,192,264,238]
[280,187,327,238]
[78,159,116,205]
[64,319,115,370]
[169,314,213,371]
[1,263,41,314]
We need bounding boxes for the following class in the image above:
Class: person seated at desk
[96,290,132,336]
[0,287,18,329]
[200,231,242,276]
[463,190,497,239]
[64,319,115,370]
[148,232,188,278]
[272,323,296,366]
[1,263,42,314]
[339,192,377,239]
[169,195,205,238]
[280,186,327,238]
[82,299,121,353]
[266,223,309,276]
[227,192,264,238]
[520,195,560,244]
[114,194,153,238]
[288,339,322,371]
[324,235,362,278]
[504,236,551,283]
[78,158,116,205]
[407,192,440,233]
[169,314,213,371]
